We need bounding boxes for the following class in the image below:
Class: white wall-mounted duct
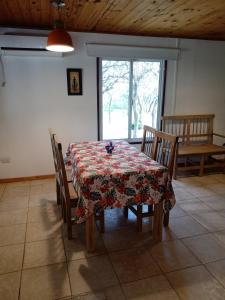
[86,43,180,60]
[0,34,63,57]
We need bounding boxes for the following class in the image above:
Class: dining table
[66,140,176,251]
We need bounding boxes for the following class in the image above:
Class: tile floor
[0,174,225,299]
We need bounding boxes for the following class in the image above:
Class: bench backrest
[161,114,214,145]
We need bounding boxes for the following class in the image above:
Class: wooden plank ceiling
[1,0,225,40]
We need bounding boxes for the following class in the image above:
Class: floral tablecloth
[66,140,176,223]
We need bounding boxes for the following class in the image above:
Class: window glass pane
[131,61,161,139]
[102,60,130,140]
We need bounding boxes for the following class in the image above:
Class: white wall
[173,39,225,133]
[0,29,225,178]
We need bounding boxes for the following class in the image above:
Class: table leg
[199,154,205,176]
[86,214,95,252]
[153,202,163,242]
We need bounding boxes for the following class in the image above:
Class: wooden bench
[161,114,225,178]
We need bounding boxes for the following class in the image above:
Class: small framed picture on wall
[67,68,83,95]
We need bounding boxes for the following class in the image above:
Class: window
[98,59,165,141]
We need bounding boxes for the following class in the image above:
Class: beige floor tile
[209,183,225,195]
[27,205,59,223]
[72,286,125,300]
[6,181,30,187]
[20,263,71,300]
[213,230,225,247]
[103,285,125,300]
[173,188,195,201]
[219,211,225,218]
[68,255,118,295]
[177,177,202,186]
[215,174,225,184]
[29,193,57,207]
[142,220,177,241]
[0,224,26,246]
[182,233,225,263]
[30,179,55,186]
[188,185,217,197]
[206,259,225,288]
[150,240,199,273]
[64,234,106,261]
[42,182,56,194]
[194,175,220,185]
[0,196,29,212]
[3,185,30,197]
[167,265,225,300]
[30,180,56,196]
[0,244,24,274]
[0,209,27,226]
[102,227,153,252]
[191,212,225,232]
[26,220,63,242]
[0,272,20,300]
[169,216,208,238]
[109,246,161,283]
[199,194,225,211]
[161,226,178,241]
[179,201,211,215]
[30,185,46,195]
[0,184,6,198]
[104,208,136,232]
[169,205,187,218]
[23,238,66,269]
[30,182,56,196]
[122,274,179,300]
[72,292,106,299]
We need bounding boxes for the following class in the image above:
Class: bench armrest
[213,133,225,139]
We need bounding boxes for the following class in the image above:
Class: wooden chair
[54,136,105,239]
[124,125,156,224]
[125,130,178,231]
[49,128,72,206]
[141,125,156,157]
[152,131,178,179]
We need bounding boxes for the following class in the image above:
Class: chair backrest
[54,136,71,205]
[152,131,178,178]
[141,125,156,157]
[48,128,59,174]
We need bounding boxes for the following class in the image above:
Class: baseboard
[0,174,55,183]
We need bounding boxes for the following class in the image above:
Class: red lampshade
[46,28,74,52]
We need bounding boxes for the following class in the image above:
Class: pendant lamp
[46,0,74,53]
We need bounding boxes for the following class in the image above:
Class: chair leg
[123,206,128,218]
[99,211,105,233]
[66,203,72,239]
[62,201,67,223]
[153,202,163,242]
[173,159,177,180]
[68,224,72,240]
[163,211,170,227]
[56,180,61,205]
[61,192,67,223]
[137,205,142,232]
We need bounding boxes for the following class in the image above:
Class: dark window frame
[96,58,167,143]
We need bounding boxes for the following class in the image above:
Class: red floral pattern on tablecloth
[65,140,176,223]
